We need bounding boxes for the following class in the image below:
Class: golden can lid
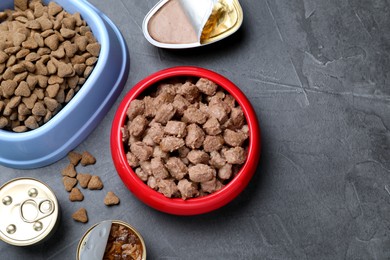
[0,178,59,246]
[143,0,243,48]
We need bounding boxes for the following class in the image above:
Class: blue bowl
[0,0,130,169]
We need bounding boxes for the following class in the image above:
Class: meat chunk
[153,146,169,160]
[218,163,232,180]
[202,117,221,136]
[165,157,188,180]
[126,152,139,168]
[128,115,148,137]
[187,150,209,164]
[157,179,178,198]
[223,129,248,147]
[126,99,144,120]
[164,120,186,137]
[139,161,153,175]
[130,142,153,161]
[177,179,199,199]
[178,146,190,158]
[154,103,176,124]
[223,147,246,164]
[156,83,177,97]
[134,167,148,181]
[172,94,190,116]
[154,91,175,107]
[121,126,129,143]
[182,106,207,125]
[229,106,245,129]
[195,77,217,96]
[203,135,224,152]
[143,96,156,117]
[150,157,169,180]
[177,81,199,103]
[188,164,215,183]
[147,175,158,190]
[200,178,217,193]
[209,151,226,169]
[208,103,228,123]
[147,122,164,144]
[160,136,185,152]
[185,123,205,149]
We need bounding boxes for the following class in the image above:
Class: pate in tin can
[77,220,146,260]
[0,178,60,246]
[143,0,243,48]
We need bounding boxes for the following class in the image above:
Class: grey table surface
[1,0,390,259]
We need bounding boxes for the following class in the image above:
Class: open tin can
[0,178,60,246]
[77,220,146,260]
[143,0,243,48]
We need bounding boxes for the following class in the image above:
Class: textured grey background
[1,0,390,259]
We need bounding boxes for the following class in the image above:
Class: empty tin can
[77,220,146,260]
[0,178,60,246]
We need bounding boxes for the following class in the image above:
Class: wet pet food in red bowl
[111,66,261,215]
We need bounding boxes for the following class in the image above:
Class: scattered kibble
[76,172,92,189]
[69,187,84,202]
[72,207,88,223]
[104,191,120,206]
[87,175,103,190]
[80,151,96,166]
[62,176,77,192]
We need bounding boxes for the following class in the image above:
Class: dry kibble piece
[62,176,77,192]
[57,62,74,77]
[69,187,84,202]
[32,102,46,116]
[87,175,103,190]
[14,0,28,11]
[80,151,96,166]
[68,151,82,165]
[48,2,63,16]
[72,208,88,223]
[104,191,120,206]
[86,43,100,57]
[61,163,77,178]
[24,116,39,129]
[0,51,9,63]
[60,28,75,39]
[76,173,92,189]
[44,34,59,51]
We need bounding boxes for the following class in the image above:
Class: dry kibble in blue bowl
[0,0,101,132]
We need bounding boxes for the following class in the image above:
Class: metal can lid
[0,178,59,246]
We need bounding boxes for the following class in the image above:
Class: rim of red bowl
[110,66,261,215]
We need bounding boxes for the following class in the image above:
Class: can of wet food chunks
[77,220,146,260]
[0,178,60,246]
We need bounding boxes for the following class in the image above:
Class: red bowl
[110,66,261,215]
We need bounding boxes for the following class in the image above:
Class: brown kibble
[68,151,82,165]
[13,33,27,47]
[48,2,63,16]
[62,176,77,192]
[32,102,46,116]
[60,28,76,39]
[14,0,28,11]
[22,37,39,49]
[44,34,59,51]
[36,16,53,31]
[72,208,88,223]
[22,94,38,109]
[46,84,60,98]
[0,51,9,63]
[74,36,88,52]
[76,173,92,189]
[87,175,103,190]
[61,163,77,178]
[1,80,18,98]
[80,151,96,166]
[26,20,41,30]
[25,116,39,129]
[69,187,84,202]
[63,42,78,58]
[15,81,31,97]
[25,52,40,62]
[104,191,120,206]
[57,62,74,77]
[86,43,100,57]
